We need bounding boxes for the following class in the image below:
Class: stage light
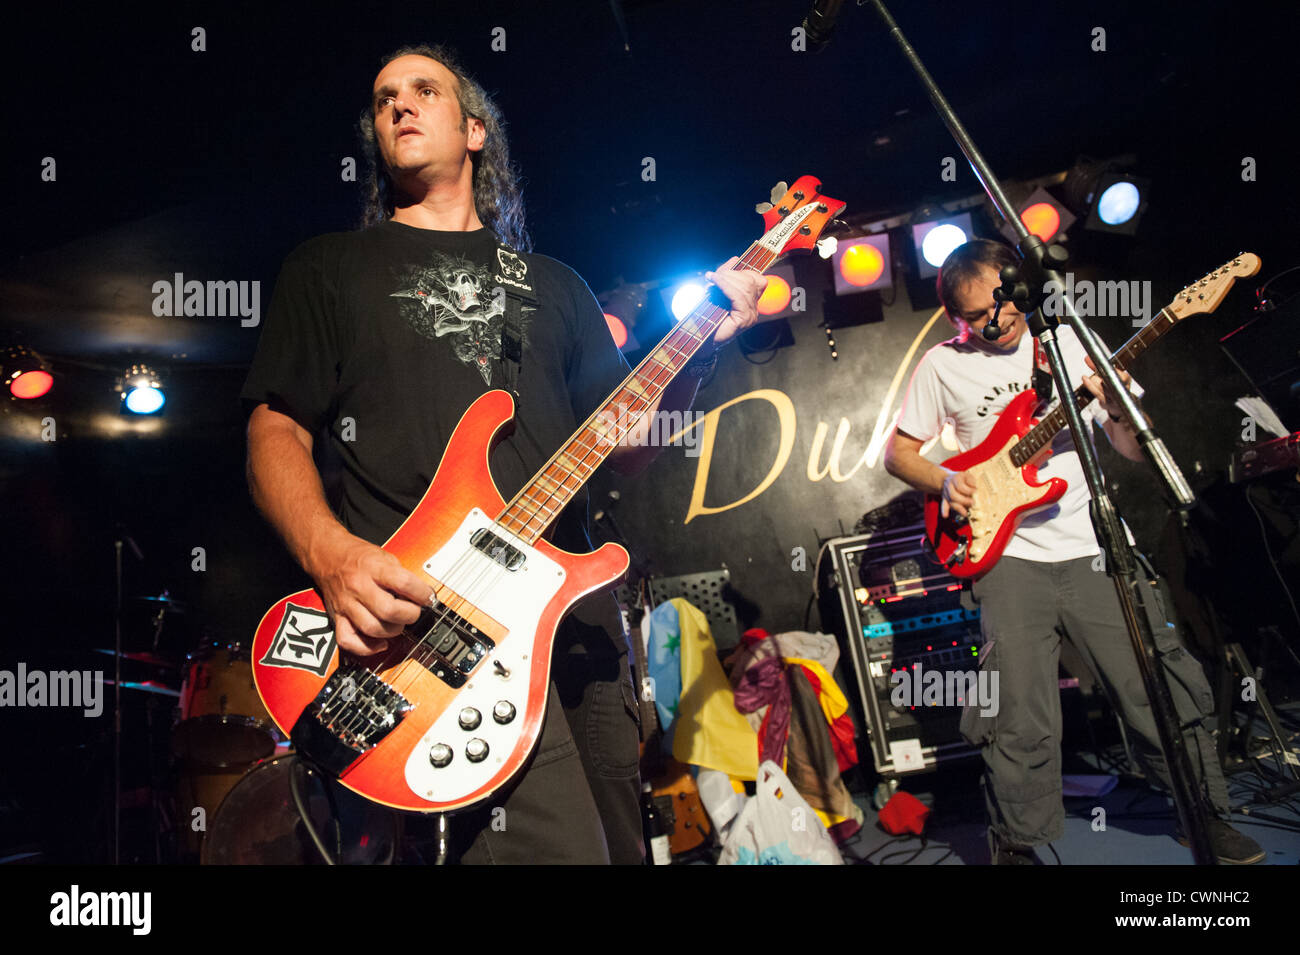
[11,371,52,399]
[1081,172,1149,235]
[751,263,800,322]
[117,364,166,415]
[832,234,892,294]
[911,212,973,279]
[998,186,1076,244]
[921,225,965,267]
[3,346,53,400]
[758,274,792,316]
[1021,202,1059,241]
[603,313,629,349]
[598,281,647,353]
[1096,181,1140,225]
[670,281,708,320]
[843,244,884,286]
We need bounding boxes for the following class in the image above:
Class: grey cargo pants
[961,555,1230,848]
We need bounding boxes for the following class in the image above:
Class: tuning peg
[755,201,774,214]
[769,181,788,205]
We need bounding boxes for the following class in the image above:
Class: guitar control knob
[458,707,482,730]
[493,700,516,724]
[429,743,453,768]
[466,738,489,762]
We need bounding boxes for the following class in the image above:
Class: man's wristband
[685,336,721,376]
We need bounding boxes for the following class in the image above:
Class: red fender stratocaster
[250,177,845,812]
[924,253,1261,579]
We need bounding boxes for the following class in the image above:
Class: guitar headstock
[753,176,846,259]
[1167,252,1262,321]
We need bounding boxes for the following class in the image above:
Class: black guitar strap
[490,241,540,398]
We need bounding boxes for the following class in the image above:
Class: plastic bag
[718,761,845,865]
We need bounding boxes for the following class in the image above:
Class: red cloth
[794,664,859,773]
[738,630,860,772]
[878,791,930,836]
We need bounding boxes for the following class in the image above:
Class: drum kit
[109,592,399,864]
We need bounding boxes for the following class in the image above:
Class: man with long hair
[241,44,764,863]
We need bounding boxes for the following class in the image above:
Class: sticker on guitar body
[260,603,337,676]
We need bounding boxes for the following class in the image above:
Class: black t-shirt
[241,220,631,653]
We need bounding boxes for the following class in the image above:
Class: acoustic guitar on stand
[924,253,1261,580]
[250,177,845,812]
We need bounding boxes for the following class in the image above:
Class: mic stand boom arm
[864,0,1215,863]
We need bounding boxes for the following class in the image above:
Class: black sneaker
[989,831,1039,865]
[1175,818,1265,865]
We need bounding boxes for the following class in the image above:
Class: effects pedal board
[823,523,984,777]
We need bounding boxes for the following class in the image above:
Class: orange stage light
[757,275,792,315]
[1020,201,1061,241]
[840,242,885,287]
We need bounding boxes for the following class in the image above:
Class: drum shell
[200,755,400,865]
[172,644,278,767]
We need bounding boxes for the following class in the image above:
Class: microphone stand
[863,0,1215,863]
[113,538,122,866]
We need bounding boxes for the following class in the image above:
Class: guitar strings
[321,246,776,774]
[321,284,741,742]
[323,245,771,751]
[315,302,719,747]
[323,248,772,760]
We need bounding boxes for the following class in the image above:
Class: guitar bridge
[291,667,413,776]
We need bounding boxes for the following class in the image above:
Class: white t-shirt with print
[896,324,1142,563]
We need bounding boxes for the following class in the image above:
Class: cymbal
[92,648,179,668]
[104,679,181,698]
[133,594,189,612]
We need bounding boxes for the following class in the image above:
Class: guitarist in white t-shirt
[883,239,1263,865]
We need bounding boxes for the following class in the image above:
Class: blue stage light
[670,282,708,320]
[125,386,165,415]
[1097,181,1141,225]
[920,223,968,268]
[118,365,166,415]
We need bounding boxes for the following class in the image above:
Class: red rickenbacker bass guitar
[924,252,1261,579]
[250,177,845,812]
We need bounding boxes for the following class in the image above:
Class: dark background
[3,0,1299,860]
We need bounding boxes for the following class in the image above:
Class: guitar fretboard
[1009,307,1178,466]
[496,243,777,542]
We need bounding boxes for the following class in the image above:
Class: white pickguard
[403,509,565,802]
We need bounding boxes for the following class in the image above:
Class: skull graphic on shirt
[390,252,530,385]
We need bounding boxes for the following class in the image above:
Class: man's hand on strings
[708,256,768,345]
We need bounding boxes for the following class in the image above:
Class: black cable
[849,831,956,865]
[1226,813,1300,834]
[737,323,787,365]
[288,755,338,865]
[322,763,345,862]
[1244,484,1300,634]
[1254,264,1300,308]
